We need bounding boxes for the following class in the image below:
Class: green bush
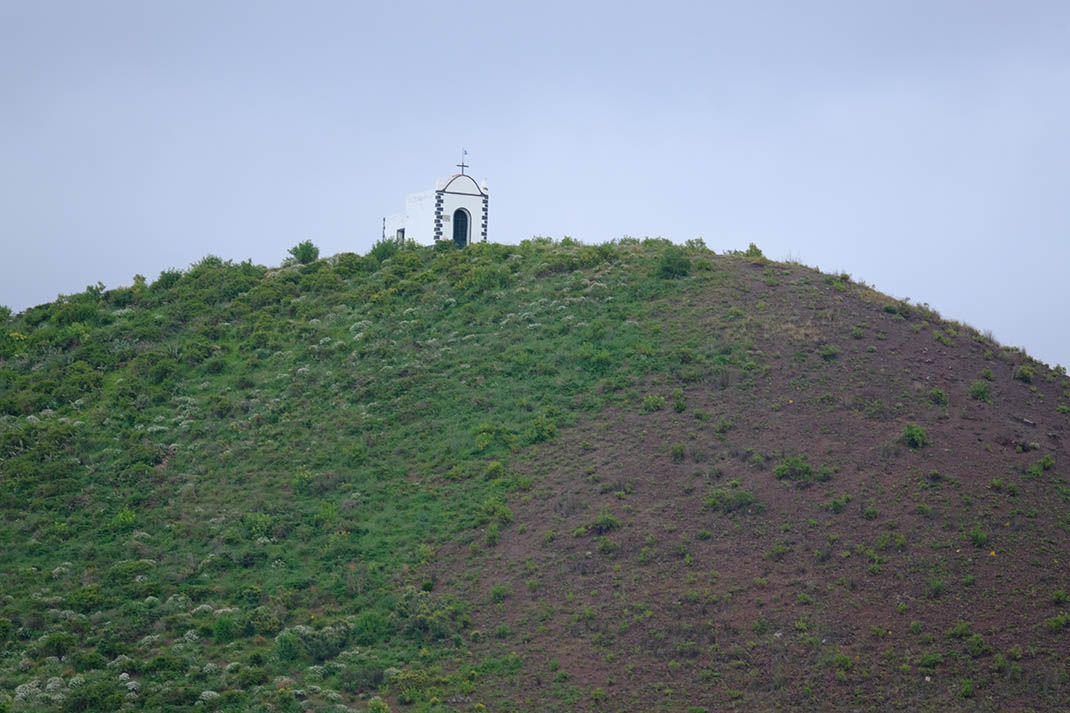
[917,652,943,668]
[62,679,124,712]
[640,394,666,413]
[288,240,320,264]
[968,525,990,548]
[968,379,991,402]
[214,614,238,643]
[339,665,385,693]
[928,388,948,406]
[367,697,392,713]
[706,482,759,513]
[591,511,621,534]
[818,344,842,361]
[824,493,851,514]
[353,610,389,645]
[275,630,305,661]
[774,455,813,483]
[1015,364,1035,383]
[670,441,687,463]
[900,423,930,449]
[657,246,691,279]
[369,237,400,263]
[1044,611,1070,632]
[965,634,992,657]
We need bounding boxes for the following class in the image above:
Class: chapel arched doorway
[452,208,469,247]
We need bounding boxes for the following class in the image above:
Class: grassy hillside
[1,238,1068,712]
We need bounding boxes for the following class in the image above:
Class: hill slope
[1,239,1068,712]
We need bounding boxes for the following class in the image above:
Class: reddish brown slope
[432,260,1070,712]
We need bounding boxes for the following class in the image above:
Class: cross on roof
[457,148,468,175]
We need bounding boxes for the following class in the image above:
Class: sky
[2,1,1069,366]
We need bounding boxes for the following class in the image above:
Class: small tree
[288,240,320,265]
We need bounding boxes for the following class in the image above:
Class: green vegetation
[287,239,320,265]
[1,236,1066,712]
[969,379,991,402]
[900,423,930,449]
[706,481,760,513]
[774,455,813,482]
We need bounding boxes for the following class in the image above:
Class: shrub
[968,380,991,402]
[640,394,666,413]
[900,423,930,449]
[928,388,948,406]
[275,631,305,661]
[353,610,389,645]
[1015,364,1035,383]
[946,620,972,639]
[367,697,392,713]
[213,614,238,643]
[369,237,400,263]
[657,247,691,279]
[968,525,990,548]
[1044,611,1070,633]
[824,493,851,514]
[288,240,320,264]
[591,511,621,534]
[706,482,760,513]
[525,415,557,443]
[62,679,124,712]
[670,441,687,463]
[965,634,992,657]
[917,652,943,668]
[773,455,813,483]
[818,344,841,361]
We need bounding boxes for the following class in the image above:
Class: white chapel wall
[384,174,489,246]
[384,189,436,245]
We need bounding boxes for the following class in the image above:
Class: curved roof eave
[439,173,487,197]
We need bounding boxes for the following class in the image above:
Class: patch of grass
[818,344,842,361]
[706,481,760,514]
[968,525,990,548]
[1044,611,1070,633]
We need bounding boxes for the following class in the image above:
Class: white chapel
[383,160,488,247]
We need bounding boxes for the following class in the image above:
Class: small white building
[383,168,488,247]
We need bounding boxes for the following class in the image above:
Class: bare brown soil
[431,261,1070,712]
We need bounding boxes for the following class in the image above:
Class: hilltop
[1,238,1068,712]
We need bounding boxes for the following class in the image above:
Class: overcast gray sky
[2,1,1068,366]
